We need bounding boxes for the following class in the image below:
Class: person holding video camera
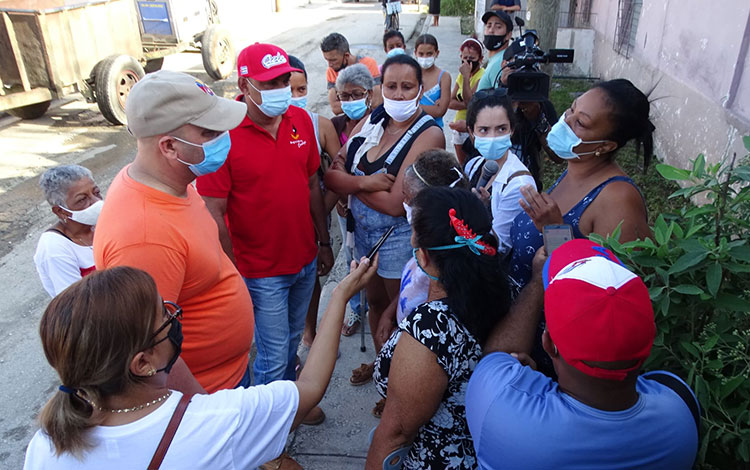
[477,10,513,92]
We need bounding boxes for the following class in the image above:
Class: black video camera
[503,20,574,102]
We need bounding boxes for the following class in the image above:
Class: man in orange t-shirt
[320,32,382,115]
[94,71,254,394]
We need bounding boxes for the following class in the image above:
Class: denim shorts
[350,196,412,279]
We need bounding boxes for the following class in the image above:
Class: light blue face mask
[247,79,292,117]
[173,131,231,176]
[546,113,607,159]
[413,247,439,281]
[341,98,368,120]
[290,95,307,109]
[473,134,512,161]
[387,47,405,58]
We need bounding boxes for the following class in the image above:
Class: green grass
[542,78,682,225]
[442,0,474,17]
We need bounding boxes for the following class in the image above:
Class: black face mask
[155,319,182,374]
[469,60,480,72]
[483,35,507,51]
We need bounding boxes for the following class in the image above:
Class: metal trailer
[0,0,233,125]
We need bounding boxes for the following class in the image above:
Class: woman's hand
[360,172,396,192]
[458,60,472,77]
[519,184,563,232]
[448,119,468,133]
[471,186,491,206]
[336,255,379,299]
[375,313,397,349]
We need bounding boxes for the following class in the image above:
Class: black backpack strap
[643,372,700,439]
[501,170,533,192]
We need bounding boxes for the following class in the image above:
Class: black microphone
[476,160,499,189]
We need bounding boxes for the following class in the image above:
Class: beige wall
[588,0,750,168]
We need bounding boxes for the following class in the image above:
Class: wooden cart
[0,0,233,125]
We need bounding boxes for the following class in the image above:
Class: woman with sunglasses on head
[367,187,510,470]
[508,79,653,294]
[24,262,376,469]
[464,89,536,255]
[325,55,444,387]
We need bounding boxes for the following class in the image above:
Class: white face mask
[402,202,413,224]
[382,87,422,122]
[416,56,435,69]
[60,199,104,226]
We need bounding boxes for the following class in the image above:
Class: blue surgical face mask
[341,98,368,120]
[247,79,292,117]
[473,134,512,161]
[290,95,307,109]
[173,131,231,176]
[546,113,608,159]
[387,47,405,58]
[413,247,439,281]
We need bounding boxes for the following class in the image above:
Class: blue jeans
[244,258,317,385]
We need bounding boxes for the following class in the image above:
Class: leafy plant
[590,137,750,469]
[442,0,474,17]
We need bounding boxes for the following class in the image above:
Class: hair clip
[447,208,496,256]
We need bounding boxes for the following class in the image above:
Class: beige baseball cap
[125,70,246,138]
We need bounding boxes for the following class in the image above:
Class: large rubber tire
[144,58,164,73]
[201,25,234,81]
[7,100,51,119]
[95,55,144,125]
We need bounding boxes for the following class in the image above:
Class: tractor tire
[95,54,144,125]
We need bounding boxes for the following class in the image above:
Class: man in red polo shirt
[197,43,333,439]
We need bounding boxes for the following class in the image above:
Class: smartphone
[543,224,573,254]
[367,226,396,260]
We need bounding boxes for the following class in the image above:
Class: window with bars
[614,0,642,58]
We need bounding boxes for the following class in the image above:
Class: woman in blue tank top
[508,79,654,290]
[415,34,451,128]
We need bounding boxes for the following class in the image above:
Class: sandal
[341,310,361,336]
[372,397,386,419]
[350,362,375,386]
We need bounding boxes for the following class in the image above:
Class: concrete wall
[587,0,750,168]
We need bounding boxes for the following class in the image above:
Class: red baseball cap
[543,239,655,381]
[237,43,302,81]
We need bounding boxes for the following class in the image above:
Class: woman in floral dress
[367,187,511,469]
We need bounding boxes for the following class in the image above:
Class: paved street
[0,1,465,467]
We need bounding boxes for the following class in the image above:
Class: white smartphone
[543,224,573,254]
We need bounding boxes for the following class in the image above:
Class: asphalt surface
[0,2,465,468]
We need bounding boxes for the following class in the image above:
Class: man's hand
[317,245,334,275]
[375,313,397,348]
[360,172,396,192]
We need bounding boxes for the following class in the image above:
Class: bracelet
[318,241,331,247]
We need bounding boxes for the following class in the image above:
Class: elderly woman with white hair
[332,63,376,146]
[34,164,103,297]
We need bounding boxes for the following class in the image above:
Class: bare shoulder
[414,125,446,148]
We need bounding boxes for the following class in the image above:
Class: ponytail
[593,79,655,172]
[38,388,101,457]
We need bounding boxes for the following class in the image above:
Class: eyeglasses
[473,87,509,101]
[151,301,182,346]
[337,90,368,101]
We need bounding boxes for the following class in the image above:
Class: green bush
[442,0,474,17]
[590,137,750,469]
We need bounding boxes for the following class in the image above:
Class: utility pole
[526,0,560,75]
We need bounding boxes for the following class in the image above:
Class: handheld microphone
[476,160,500,189]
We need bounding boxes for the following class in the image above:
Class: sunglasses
[150,301,182,346]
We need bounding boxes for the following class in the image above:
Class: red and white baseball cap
[543,239,655,381]
[237,43,302,81]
